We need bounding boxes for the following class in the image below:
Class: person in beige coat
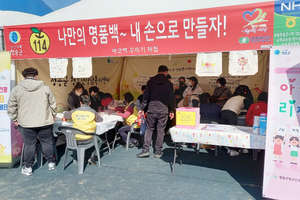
[7,68,57,176]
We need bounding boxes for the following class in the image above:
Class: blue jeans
[19,125,54,168]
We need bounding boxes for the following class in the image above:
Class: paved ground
[0,134,267,200]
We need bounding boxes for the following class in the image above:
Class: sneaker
[21,166,32,176]
[242,149,249,154]
[137,150,150,158]
[88,155,97,166]
[48,162,56,171]
[227,148,231,154]
[230,150,239,156]
[154,151,164,158]
[180,143,187,148]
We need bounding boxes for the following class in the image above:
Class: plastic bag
[138,113,146,135]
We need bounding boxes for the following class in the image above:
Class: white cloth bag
[229,50,258,76]
[72,57,92,78]
[195,52,222,77]
[49,58,68,78]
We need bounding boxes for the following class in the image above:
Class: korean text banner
[0,52,12,163]
[263,46,300,200]
[4,2,273,59]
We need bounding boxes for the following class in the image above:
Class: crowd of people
[7,65,268,175]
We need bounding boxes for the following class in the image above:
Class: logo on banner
[29,27,50,55]
[239,37,250,44]
[9,31,21,43]
[241,8,269,35]
[274,49,291,55]
[243,8,268,28]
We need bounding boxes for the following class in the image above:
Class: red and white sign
[4,2,274,59]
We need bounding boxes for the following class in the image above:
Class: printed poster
[0,52,12,163]
[263,46,300,200]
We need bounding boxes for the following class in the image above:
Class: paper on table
[202,124,226,131]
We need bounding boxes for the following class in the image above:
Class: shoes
[242,149,249,154]
[48,162,56,171]
[21,166,33,176]
[154,151,164,158]
[88,155,97,166]
[180,143,187,148]
[230,150,239,156]
[129,140,139,148]
[137,150,150,158]
[227,148,231,154]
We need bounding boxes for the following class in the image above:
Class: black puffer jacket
[141,74,175,114]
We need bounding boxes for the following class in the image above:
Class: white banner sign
[263,46,300,200]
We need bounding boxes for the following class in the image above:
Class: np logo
[239,37,250,44]
[29,27,50,55]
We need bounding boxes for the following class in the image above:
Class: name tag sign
[176,107,200,129]
[290,126,300,136]
[276,125,288,136]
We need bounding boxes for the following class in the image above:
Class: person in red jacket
[245,92,268,126]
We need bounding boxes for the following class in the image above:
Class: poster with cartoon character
[263,45,300,199]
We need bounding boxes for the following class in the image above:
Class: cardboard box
[259,113,267,136]
[176,107,200,129]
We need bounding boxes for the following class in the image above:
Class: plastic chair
[20,136,58,168]
[58,126,102,174]
[112,122,143,151]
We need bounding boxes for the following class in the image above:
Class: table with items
[53,113,123,154]
[169,124,266,174]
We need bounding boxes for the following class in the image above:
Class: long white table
[53,113,123,154]
[169,124,266,174]
[53,114,123,136]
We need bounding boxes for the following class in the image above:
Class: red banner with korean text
[4,2,274,59]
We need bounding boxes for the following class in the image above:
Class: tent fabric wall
[120,51,269,100]
[15,57,124,112]
[14,51,268,112]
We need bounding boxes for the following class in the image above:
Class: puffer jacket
[7,78,57,128]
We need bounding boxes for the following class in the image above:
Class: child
[273,135,285,162]
[289,136,299,165]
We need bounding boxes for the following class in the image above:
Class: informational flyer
[263,46,300,199]
[0,52,11,163]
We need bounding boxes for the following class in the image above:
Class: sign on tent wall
[15,57,123,112]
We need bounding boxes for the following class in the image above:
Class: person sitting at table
[213,77,232,107]
[63,95,103,165]
[89,86,104,112]
[199,93,211,105]
[136,85,146,111]
[200,95,222,123]
[67,82,88,110]
[174,77,188,107]
[221,85,252,156]
[245,92,268,126]
[108,92,139,148]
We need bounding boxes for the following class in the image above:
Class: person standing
[137,65,175,158]
[7,68,57,175]
[174,77,188,107]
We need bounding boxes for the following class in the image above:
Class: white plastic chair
[58,126,102,174]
